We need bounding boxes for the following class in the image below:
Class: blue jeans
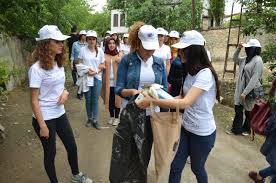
[84,78,102,121]
[259,166,276,182]
[169,127,216,183]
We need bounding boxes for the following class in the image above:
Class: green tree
[209,0,225,26]
[107,0,202,32]
[88,10,111,37]
[0,0,97,38]
[241,0,276,80]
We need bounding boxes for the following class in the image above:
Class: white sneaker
[108,118,114,125]
[71,172,92,183]
[112,118,120,126]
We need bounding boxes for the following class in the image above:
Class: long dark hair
[245,47,261,63]
[182,45,220,101]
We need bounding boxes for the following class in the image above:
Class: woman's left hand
[240,93,246,102]
[58,89,69,105]
[137,92,152,109]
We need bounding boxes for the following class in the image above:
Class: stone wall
[0,36,30,91]
[201,28,276,62]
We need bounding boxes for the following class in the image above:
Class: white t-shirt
[78,46,105,85]
[206,50,212,62]
[28,61,65,121]
[153,44,171,69]
[121,55,159,115]
[110,58,115,87]
[120,43,130,55]
[182,68,216,136]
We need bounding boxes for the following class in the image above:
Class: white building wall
[110,9,128,34]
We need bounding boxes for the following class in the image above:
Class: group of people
[27,21,275,183]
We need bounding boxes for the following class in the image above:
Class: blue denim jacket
[70,41,87,64]
[115,52,168,99]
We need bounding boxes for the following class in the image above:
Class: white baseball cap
[242,39,261,48]
[138,25,159,50]
[36,25,70,41]
[79,30,87,35]
[110,31,118,35]
[123,33,129,38]
[106,30,111,35]
[156,27,167,35]
[164,30,169,36]
[172,30,205,49]
[86,30,97,38]
[169,30,180,38]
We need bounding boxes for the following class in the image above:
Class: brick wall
[201,28,276,62]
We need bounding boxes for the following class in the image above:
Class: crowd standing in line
[28,21,271,183]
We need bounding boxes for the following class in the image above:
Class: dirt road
[0,86,268,183]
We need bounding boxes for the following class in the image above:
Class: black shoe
[85,120,92,127]
[77,94,83,100]
[92,120,101,130]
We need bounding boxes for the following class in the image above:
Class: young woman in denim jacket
[115,21,167,168]
[138,30,220,183]
[249,78,276,183]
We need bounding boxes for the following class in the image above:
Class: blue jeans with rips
[169,127,216,183]
[84,78,102,121]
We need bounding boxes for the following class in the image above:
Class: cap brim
[172,42,191,49]
[242,43,250,47]
[141,41,159,50]
[35,35,70,41]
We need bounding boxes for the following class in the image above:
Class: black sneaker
[92,120,101,130]
[85,120,92,128]
[77,94,83,100]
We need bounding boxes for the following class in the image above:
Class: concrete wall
[0,36,30,91]
[201,28,276,62]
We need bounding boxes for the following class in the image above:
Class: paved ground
[0,86,269,183]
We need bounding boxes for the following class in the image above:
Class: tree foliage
[0,0,110,38]
[242,0,276,35]
[107,0,203,32]
[209,0,225,26]
[241,0,276,79]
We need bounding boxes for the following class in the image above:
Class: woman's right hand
[132,89,141,96]
[40,125,49,139]
[238,42,244,48]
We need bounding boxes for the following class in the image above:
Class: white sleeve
[193,68,213,91]
[167,46,172,60]
[28,65,43,88]
[99,49,105,64]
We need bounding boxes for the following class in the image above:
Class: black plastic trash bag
[109,98,148,183]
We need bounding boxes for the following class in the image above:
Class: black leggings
[32,114,79,183]
[231,105,251,134]
[109,87,120,118]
